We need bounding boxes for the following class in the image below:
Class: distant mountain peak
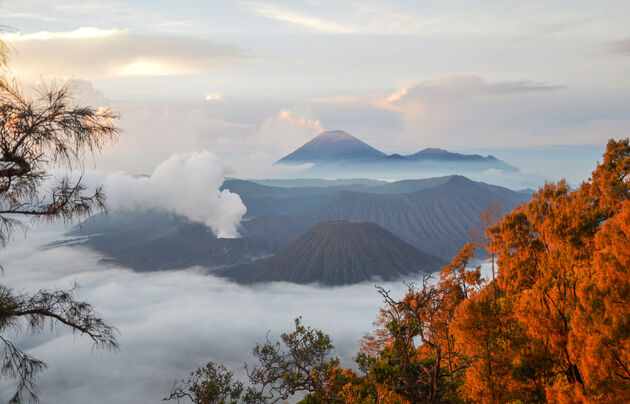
[314,130,356,141]
[277,130,386,165]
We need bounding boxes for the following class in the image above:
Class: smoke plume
[105,151,246,238]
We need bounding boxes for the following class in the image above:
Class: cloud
[3,27,118,40]
[536,17,593,35]
[51,78,621,185]
[387,75,562,106]
[277,109,324,132]
[73,88,264,173]
[376,75,563,118]
[246,2,356,34]
[244,1,605,37]
[369,74,630,149]
[105,151,246,238]
[606,38,630,56]
[2,27,247,80]
[244,1,441,35]
[305,75,591,151]
[62,81,320,177]
[253,109,323,156]
[0,227,427,404]
[50,1,132,16]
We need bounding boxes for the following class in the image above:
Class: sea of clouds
[0,148,504,403]
[0,226,430,403]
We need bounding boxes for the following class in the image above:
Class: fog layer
[0,227,425,403]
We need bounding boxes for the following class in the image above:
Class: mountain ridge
[276,131,517,172]
[69,175,530,274]
[240,175,526,259]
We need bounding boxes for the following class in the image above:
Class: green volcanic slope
[223,221,447,285]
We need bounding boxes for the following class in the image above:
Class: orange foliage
[309,139,629,404]
[486,139,629,402]
[571,199,630,402]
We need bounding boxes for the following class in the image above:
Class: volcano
[276,130,386,165]
[221,220,447,285]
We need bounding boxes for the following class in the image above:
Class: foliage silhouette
[0,39,120,403]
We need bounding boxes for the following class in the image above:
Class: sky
[1,0,628,184]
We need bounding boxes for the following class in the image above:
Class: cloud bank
[3,27,247,80]
[105,151,246,238]
[65,79,621,185]
[317,74,627,151]
[0,228,423,404]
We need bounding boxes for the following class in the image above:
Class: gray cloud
[534,17,595,35]
[0,227,422,403]
[370,74,630,150]
[606,38,630,56]
[397,75,563,102]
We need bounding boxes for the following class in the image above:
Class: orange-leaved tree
[482,139,629,402]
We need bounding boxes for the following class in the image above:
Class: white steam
[105,151,246,238]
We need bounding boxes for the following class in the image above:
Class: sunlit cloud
[278,109,323,132]
[384,86,409,103]
[2,27,247,80]
[252,109,323,156]
[114,61,173,77]
[205,93,224,101]
[2,27,120,40]
[245,2,355,34]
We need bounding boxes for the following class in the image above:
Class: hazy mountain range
[69,175,530,285]
[276,130,517,173]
